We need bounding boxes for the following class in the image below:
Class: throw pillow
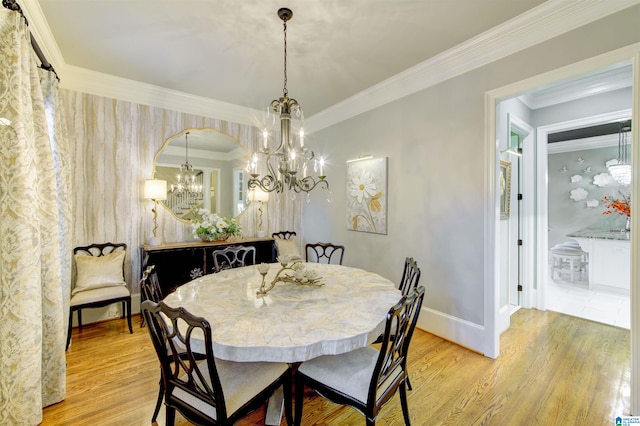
[274,237,302,261]
[73,250,126,295]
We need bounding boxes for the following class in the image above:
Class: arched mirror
[153,128,250,222]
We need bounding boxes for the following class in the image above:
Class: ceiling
[17,0,638,130]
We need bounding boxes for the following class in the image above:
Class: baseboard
[499,305,511,334]
[70,293,142,327]
[416,306,485,355]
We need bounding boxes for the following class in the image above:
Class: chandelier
[247,8,329,196]
[169,131,203,207]
[607,121,632,186]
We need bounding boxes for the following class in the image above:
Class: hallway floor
[546,276,630,329]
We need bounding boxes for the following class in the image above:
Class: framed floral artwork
[346,157,387,234]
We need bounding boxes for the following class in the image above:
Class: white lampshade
[251,188,269,203]
[145,179,167,200]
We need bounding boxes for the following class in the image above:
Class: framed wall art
[346,156,387,234]
[500,159,511,220]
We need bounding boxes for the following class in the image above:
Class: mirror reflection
[153,128,250,222]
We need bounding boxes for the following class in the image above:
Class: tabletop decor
[191,208,242,242]
[256,256,323,295]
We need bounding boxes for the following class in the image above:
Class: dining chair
[212,245,256,272]
[141,300,294,426]
[139,264,165,423]
[67,242,132,350]
[272,231,296,240]
[305,242,345,265]
[374,257,422,389]
[398,257,421,297]
[295,286,425,426]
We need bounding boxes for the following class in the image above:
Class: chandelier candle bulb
[263,128,268,150]
[299,128,304,148]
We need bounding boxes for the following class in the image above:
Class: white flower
[570,175,582,183]
[350,171,377,203]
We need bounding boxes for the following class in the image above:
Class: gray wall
[548,146,629,248]
[303,5,640,333]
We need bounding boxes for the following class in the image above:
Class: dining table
[161,262,402,363]
[161,261,402,425]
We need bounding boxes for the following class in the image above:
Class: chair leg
[66,309,73,350]
[406,375,413,391]
[77,309,83,330]
[126,299,133,334]
[400,382,411,426]
[152,371,164,423]
[165,406,176,426]
[294,375,304,425]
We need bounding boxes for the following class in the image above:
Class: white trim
[20,0,640,131]
[630,50,640,416]
[487,43,639,410]
[499,305,511,335]
[304,0,640,132]
[508,114,535,310]
[547,133,628,154]
[417,308,485,355]
[484,91,499,358]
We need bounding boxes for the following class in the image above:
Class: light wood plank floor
[43,308,630,425]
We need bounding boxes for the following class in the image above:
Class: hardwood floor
[43,308,630,425]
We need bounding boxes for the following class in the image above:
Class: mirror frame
[153,128,250,223]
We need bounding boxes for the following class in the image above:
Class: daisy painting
[346,157,387,234]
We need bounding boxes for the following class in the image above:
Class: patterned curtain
[0,8,71,424]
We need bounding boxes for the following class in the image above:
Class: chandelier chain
[282,18,288,97]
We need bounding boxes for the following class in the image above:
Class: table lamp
[145,179,167,246]
[252,189,269,238]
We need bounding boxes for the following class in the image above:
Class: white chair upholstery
[141,300,293,426]
[295,286,425,426]
[67,242,132,350]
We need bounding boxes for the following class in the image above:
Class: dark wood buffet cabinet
[140,237,276,295]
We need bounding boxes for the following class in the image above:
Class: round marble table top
[162,263,401,363]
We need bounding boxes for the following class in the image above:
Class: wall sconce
[251,189,269,238]
[144,179,167,246]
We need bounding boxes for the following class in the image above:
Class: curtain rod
[2,0,59,80]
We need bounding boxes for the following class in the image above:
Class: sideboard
[140,237,276,295]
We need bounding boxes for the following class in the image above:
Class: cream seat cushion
[297,346,403,404]
[274,236,302,261]
[173,359,288,420]
[70,285,130,307]
[73,250,127,295]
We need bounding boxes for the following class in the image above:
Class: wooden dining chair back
[398,257,421,296]
[272,231,296,240]
[212,245,256,272]
[140,265,163,303]
[141,300,293,426]
[295,285,425,426]
[305,242,345,265]
[67,242,132,350]
[139,264,165,423]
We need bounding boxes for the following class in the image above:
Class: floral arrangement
[602,194,631,217]
[256,256,323,295]
[191,208,242,241]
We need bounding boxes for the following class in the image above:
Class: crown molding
[304,0,640,132]
[21,0,640,132]
[518,65,633,110]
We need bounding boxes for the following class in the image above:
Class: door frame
[484,43,639,412]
